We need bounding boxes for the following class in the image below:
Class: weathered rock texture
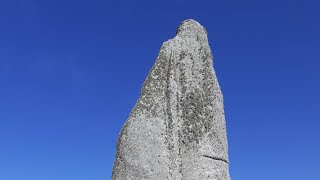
[112,19,230,180]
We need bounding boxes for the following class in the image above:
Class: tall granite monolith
[112,19,230,180]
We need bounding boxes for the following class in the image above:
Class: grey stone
[112,19,230,180]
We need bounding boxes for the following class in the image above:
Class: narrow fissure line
[202,155,229,164]
[165,50,183,180]
[173,51,183,179]
[165,51,174,178]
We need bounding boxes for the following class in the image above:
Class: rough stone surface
[112,19,230,180]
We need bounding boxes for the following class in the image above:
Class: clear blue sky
[0,0,319,179]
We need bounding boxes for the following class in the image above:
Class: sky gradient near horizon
[1,0,319,179]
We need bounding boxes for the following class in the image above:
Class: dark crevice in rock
[165,51,174,177]
[202,155,229,164]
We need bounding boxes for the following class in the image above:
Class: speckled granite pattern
[112,19,230,180]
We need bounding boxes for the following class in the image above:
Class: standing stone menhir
[112,19,230,180]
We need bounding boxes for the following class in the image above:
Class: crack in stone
[202,155,229,164]
[165,51,183,179]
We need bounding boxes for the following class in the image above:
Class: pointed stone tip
[176,19,208,37]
